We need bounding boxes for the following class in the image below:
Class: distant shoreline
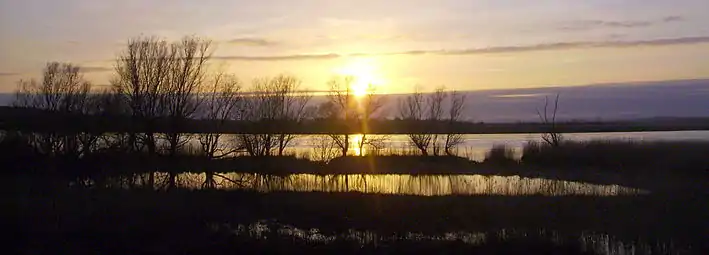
[2,106,709,134]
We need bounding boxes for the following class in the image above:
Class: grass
[521,140,709,175]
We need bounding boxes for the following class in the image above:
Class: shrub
[0,131,39,174]
[484,144,517,165]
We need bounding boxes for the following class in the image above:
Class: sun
[351,79,369,98]
[334,57,386,98]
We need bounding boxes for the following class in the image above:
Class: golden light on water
[350,134,365,156]
[334,57,386,97]
[170,173,646,196]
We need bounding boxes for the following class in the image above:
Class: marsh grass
[9,185,707,254]
[521,140,709,175]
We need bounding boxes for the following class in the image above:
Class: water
[215,220,687,255]
[109,173,645,196]
[190,131,709,161]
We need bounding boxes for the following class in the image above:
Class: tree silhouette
[444,90,466,156]
[537,93,563,147]
[13,62,92,158]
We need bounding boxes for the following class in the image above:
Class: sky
[1,0,709,94]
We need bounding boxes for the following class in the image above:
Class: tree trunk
[169,172,177,189]
[342,134,349,156]
[146,132,156,189]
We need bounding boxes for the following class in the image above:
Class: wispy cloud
[440,36,709,54]
[213,53,340,61]
[81,66,112,73]
[560,16,684,31]
[212,36,709,61]
[490,93,547,98]
[227,37,279,47]
[662,16,684,22]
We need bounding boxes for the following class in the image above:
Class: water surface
[121,173,646,196]
[191,131,709,161]
[215,220,687,255]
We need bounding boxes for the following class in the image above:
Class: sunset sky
[1,0,709,93]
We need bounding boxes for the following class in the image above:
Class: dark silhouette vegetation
[9,186,708,254]
[521,140,709,174]
[4,106,709,134]
[3,132,709,194]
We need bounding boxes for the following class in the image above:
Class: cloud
[490,93,547,99]
[560,16,684,31]
[80,66,112,73]
[227,37,279,47]
[604,36,709,47]
[442,36,709,54]
[212,36,709,61]
[607,33,627,39]
[2,67,109,76]
[662,16,684,22]
[213,53,340,61]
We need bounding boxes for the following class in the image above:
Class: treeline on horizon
[3,105,709,134]
[0,36,474,165]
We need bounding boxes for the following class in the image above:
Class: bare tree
[74,91,116,157]
[537,93,563,147]
[13,62,92,158]
[311,135,338,162]
[428,87,446,156]
[326,76,357,156]
[356,84,386,156]
[198,72,241,189]
[14,62,91,113]
[236,75,310,156]
[112,36,174,157]
[161,36,212,158]
[92,88,132,153]
[398,87,432,155]
[112,36,212,188]
[237,78,277,156]
[398,86,446,156]
[325,76,386,157]
[444,90,466,156]
[272,75,312,156]
[198,72,242,159]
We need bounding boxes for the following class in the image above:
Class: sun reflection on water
[350,134,365,156]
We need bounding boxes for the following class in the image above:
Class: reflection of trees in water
[100,172,643,196]
[224,220,681,254]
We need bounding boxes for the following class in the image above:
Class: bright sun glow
[334,58,386,97]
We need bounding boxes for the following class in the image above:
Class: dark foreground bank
[7,180,708,254]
